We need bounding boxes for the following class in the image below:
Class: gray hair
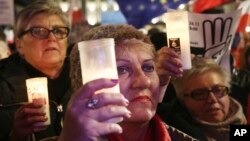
[15,0,69,39]
[173,56,231,99]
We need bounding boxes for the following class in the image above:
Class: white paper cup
[78,38,120,94]
[26,77,50,126]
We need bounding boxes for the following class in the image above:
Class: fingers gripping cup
[78,38,121,123]
[26,77,50,126]
[78,38,120,94]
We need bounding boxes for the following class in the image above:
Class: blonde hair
[173,56,231,99]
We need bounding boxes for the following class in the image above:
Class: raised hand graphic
[202,17,233,64]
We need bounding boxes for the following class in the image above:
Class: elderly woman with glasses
[158,56,247,141]
[0,0,71,141]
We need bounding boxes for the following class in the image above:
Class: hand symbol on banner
[203,17,233,64]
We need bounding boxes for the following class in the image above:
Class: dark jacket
[0,53,71,141]
[157,99,208,141]
[231,68,250,115]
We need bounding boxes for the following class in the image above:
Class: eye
[53,28,66,36]
[212,87,222,93]
[142,64,154,72]
[212,86,226,95]
[117,66,130,75]
[191,89,208,99]
[32,27,48,35]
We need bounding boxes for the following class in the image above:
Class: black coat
[0,53,71,141]
[157,99,208,141]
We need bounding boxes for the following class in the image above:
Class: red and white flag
[192,0,231,13]
[237,0,250,32]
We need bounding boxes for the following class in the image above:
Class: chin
[128,107,155,122]
[203,115,225,123]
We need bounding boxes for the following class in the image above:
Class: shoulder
[166,124,200,141]
[0,53,25,77]
[0,53,21,71]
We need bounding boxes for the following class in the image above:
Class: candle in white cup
[165,11,192,70]
[78,38,121,123]
[26,77,50,126]
[78,38,120,94]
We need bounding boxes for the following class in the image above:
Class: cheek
[183,100,204,115]
[60,40,68,50]
[150,74,160,103]
[219,96,230,114]
[21,44,42,58]
[118,79,130,98]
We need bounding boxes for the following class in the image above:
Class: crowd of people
[0,0,249,141]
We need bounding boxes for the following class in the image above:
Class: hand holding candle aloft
[78,38,121,123]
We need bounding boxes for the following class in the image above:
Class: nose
[47,31,57,40]
[206,92,218,103]
[132,70,151,89]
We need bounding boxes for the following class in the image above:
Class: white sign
[188,10,241,73]
[0,0,14,26]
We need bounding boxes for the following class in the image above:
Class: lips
[130,95,152,103]
[206,107,220,113]
[45,47,57,51]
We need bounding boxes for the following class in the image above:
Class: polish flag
[237,0,250,32]
[192,0,231,13]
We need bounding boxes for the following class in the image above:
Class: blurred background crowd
[1,0,250,70]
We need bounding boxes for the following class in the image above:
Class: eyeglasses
[19,26,70,39]
[184,85,229,100]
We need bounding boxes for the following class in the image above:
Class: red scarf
[106,115,171,141]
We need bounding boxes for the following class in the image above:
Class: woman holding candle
[0,0,71,141]
[56,24,197,141]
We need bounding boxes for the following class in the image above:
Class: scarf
[247,95,250,124]
[195,97,247,141]
[106,115,171,141]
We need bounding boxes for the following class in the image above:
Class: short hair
[15,0,69,39]
[70,24,154,92]
[173,56,231,99]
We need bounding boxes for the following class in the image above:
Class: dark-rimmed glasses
[183,85,229,100]
[19,26,70,40]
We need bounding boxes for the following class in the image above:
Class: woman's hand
[59,78,131,141]
[10,103,48,141]
[156,47,183,86]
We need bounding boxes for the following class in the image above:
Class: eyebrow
[116,59,155,62]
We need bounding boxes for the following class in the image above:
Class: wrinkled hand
[156,47,183,86]
[59,78,131,141]
[10,103,48,141]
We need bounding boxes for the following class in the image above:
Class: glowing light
[59,1,69,12]
[88,2,96,12]
[178,4,186,10]
[113,3,119,11]
[246,26,250,32]
[151,17,160,24]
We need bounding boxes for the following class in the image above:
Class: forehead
[27,13,65,28]
[115,39,154,57]
[184,71,224,91]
